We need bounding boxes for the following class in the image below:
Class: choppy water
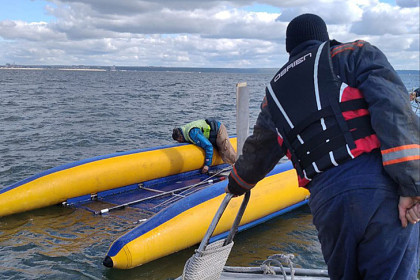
[0,68,418,279]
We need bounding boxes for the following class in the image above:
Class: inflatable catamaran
[0,138,309,269]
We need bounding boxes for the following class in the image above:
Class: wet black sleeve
[332,40,420,196]
[228,101,285,195]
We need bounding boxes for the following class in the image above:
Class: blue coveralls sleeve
[189,128,213,166]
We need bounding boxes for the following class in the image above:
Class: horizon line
[1,64,419,72]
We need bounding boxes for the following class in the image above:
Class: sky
[0,0,419,69]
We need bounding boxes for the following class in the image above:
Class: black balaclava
[286,14,329,53]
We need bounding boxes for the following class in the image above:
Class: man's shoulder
[330,40,371,57]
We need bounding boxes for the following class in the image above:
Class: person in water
[172,119,237,173]
[226,13,419,280]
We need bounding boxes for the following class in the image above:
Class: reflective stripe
[346,144,355,159]
[267,81,305,146]
[267,83,294,129]
[312,162,321,173]
[316,42,336,168]
[329,151,339,166]
[275,128,283,139]
[314,43,327,131]
[297,134,304,144]
[314,42,326,111]
[302,170,311,181]
[339,83,347,102]
[276,127,311,182]
[382,144,420,165]
[231,166,255,190]
[383,155,420,165]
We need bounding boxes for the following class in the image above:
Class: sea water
[0,68,418,279]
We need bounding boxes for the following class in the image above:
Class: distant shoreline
[0,66,417,74]
[0,67,106,72]
[0,66,278,74]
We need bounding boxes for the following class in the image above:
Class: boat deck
[63,165,230,220]
[220,266,329,279]
[220,272,328,279]
[176,267,329,280]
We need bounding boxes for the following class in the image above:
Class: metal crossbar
[94,167,231,215]
[151,166,232,210]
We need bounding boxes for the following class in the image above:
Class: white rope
[182,240,234,280]
[260,254,296,280]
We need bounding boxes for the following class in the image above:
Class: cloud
[396,0,419,8]
[350,3,419,35]
[275,0,363,24]
[0,20,63,41]
[0,0,418,69]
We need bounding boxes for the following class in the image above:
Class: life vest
[180,119,218,145]
[205,118,218,145]
[266,41,380,187]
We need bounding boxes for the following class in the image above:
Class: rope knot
[260,253,296,280]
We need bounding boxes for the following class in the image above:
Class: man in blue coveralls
[226,13,419,280]
[172,119,236,173]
